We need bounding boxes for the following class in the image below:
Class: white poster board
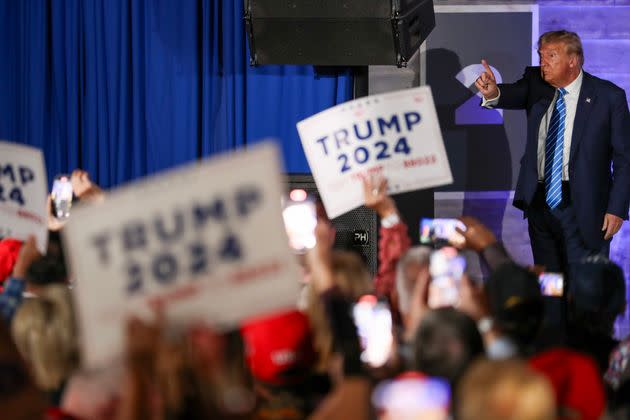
[0,141,48,253]
[297,86,453,219]
[63,143,302,369]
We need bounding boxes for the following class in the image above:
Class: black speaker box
[286,174,378,275]
[244,0,435,67]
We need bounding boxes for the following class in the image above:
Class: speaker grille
[245,0,435,66]
[250,0,391,18]
[286,174,378,275]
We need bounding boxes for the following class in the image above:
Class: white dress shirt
[482,70,583,181]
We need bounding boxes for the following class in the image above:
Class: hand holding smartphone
[538,272,563,297]
[352,295,394,368]
[420,218,467,247]
[428,247,466,308]
[51,175,73,221]
[282,189,317,254]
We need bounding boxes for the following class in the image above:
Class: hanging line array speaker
[244,0,435,67]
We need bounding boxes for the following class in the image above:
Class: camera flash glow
[289,189,308,202]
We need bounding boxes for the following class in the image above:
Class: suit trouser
[527,182,610,336]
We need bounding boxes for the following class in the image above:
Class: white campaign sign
[0,141,48,253]
[297,86,453,219]
[63,143,302,369]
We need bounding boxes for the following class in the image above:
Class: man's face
[538,42,577,88]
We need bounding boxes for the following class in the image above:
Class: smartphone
[282,190,317,254]
[428,247,466,308]
[372,374,450,419]
[51,175,73,220]
[538,272,564,297]
[420,218,466,246]
[352,295,393,368]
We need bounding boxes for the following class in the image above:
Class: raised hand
[70,169,94,198]
[403,265,431,342]
[458,274,490,322]
[306,220,335,293]
[362,174,397,219]
[456,216,498,253]
[47,195,67,231]
[475,59,499,100]
[11,235,43,278]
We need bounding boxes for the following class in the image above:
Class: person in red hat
[529,348,606,420]
[241,310,320,420]
[0,237,22,284]
[241,310,316,388]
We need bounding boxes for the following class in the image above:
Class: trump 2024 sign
[298,86,453,219]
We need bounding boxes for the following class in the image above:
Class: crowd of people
[0,169,629,420]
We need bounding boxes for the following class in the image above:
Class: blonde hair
[11,285,78,390]
[539,30,584,67]
[305,251,372,370]
[457,359,556,420]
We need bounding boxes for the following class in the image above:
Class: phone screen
[420,218,466,246]
[372,375,450,419]
[428,247,466,308]
[282,192,317,253]
[51,175,73,220]
[538,272,563,297]
[352,295,393,368]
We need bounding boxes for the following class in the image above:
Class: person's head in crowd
[566,256,626,374]
[0,315,48,419]
[457,358,555,420]
[568,255,626,337]
[241,310,316,388]
[373,372,450,420]
[241,310,317,419]
[11,284,78,391]
[529,348,606,420]
[305,250,372,371]
[484,263,544,353]
[413,307,484,389]
[395,246,431,326]
[25,231,68,289]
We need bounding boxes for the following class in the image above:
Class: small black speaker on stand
[244,0,435,68]
[286,174,378,276]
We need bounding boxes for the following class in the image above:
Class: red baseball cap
[529,348,605,420]
[241,310,316,386]
[0,239,22,283]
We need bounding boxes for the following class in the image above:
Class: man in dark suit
[476,30,630,274]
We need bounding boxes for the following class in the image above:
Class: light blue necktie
[545,88,567,209]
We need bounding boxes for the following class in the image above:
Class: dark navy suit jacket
[496,66,630,250]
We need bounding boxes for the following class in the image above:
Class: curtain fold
[0,0,352,188]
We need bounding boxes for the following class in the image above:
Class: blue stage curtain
[0,0,352,187]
